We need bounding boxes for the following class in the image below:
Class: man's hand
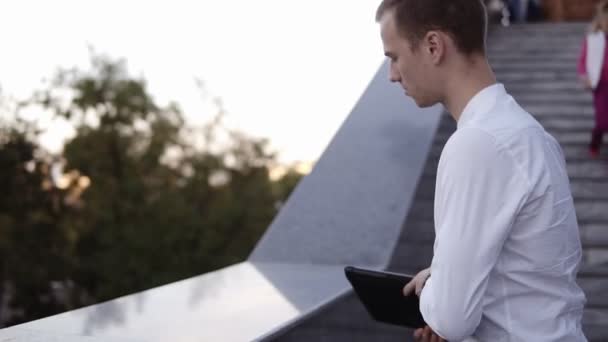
[414,325,445,342]
[402,267,431,297]
[404,269,440,341]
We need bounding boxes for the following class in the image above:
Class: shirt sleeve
[578,38,588,76]
[419,128,530,341]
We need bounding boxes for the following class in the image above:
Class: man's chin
[412,97,435,108]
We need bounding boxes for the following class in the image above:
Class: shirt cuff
[419,277,434,326]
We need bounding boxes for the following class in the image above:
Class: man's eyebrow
[384,51,395,58]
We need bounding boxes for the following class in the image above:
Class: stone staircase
[489,23,608,340]
[273,23,608,341]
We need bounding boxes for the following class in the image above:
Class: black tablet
[344,266,426,329]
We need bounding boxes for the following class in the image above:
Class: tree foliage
[0,56,303,327]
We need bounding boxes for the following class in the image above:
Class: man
[376,0,587,341]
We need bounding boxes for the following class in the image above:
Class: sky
[0,0,385,165]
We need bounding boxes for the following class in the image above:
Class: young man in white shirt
[376,0,587,341]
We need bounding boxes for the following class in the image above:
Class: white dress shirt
[419,84,587,341]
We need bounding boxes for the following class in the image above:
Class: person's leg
[509,0,520,21]
[520,0,529,22]
[591,85,608,157]
[590,127,602,157]
[527,0,542,21]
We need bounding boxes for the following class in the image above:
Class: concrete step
[575,200,608,222]
[488,30,584,39]
[501,82,583,90]
[497,71,579,82]
[537,116,595,133]
[579,277,608,308]
[554,131,597,144]
[511,92,587,101]
[487,33,583,42]
[492,61,582,72]
[580,224,608,249]
[505,89,593,98]
[489,54,579,64]
[582,248,608,269]
[489,23,587,34]
[563,145,608,161]
[540,118,595,131]
[487,39,585,50]
[488,46,583,55]
[503,82,586,94]
[488,34,585,41]
[388,238,434,273]
[522,104,594,116]
[489,26,586,34]
[567,160,608,178]
[406,199,435,221]
[489,48,580,56]
[505,87,592,97]
[517,95,593,107]
[571,181,608,199]
[579,263,608,277]
[582,308,608,342]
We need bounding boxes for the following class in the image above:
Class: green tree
[0,122,86,325]
[0,55,304,327]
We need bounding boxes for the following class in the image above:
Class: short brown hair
[376,0,487,55]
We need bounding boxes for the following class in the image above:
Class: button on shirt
[419,84,587,341]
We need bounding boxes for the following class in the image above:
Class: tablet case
[344,266,426,329]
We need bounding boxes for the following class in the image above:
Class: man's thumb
[403,281,414,296]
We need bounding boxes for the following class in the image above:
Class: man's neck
[442,55,497,122]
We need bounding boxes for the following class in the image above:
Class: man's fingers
[414,325,445,342]
[403,280,415,296]
[415,275,427,296]
[415,279,424,296]
[429,327,437,341]
[423,326,431,340]
[414,325,444,342]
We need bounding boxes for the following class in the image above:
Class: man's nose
[389,67,401,83]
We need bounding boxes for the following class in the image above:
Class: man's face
[379,12,441,107]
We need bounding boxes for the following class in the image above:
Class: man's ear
[424,30,444,65]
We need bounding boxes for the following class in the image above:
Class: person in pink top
[578,0,608,158]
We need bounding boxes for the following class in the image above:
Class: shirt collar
[457,83,506,129]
